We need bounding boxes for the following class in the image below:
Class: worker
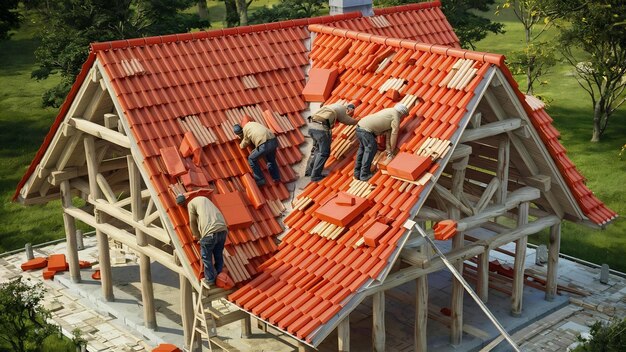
[234,122,280,186]
[354,103,409,181]
[305,103,357,182]
[176,194,228,286]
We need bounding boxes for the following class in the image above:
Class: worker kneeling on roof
[354,103,409,182]
[306,102,357,182]
[234,122,280,187]
[177,194,227,287]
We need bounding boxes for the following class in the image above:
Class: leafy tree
[0,0,21,40]
[573,318,626,351]
[29,0,208,108]
[0,277,60,352]
[223,0,239,27]
[249,0,325,24]
[498,1,558,94]
[557,0,626,142]
[373,0,504,49]
[197,0,209,20]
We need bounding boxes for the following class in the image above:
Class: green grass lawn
[473,2,626,271]
[1,3,625,271]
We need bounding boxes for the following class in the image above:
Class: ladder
[189,280,217,351]
[186,281,245,352]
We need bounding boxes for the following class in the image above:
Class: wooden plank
[60,181,81,283]
[70,117,131,148]
[460,119,522,143]
[511,202,529,316]
[372,292,385,352]
[338,315,350,352]
[415,275,428,351]
[545,222,561,301]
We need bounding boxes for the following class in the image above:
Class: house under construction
[14,1,616,351]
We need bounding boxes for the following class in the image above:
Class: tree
[197,0,209,20]
[29,0,208,108]
[573,318,626,351]
[223,0,239,27]
[373,0,504,49]
[0,0,21,40]
[558,0,626,142]
[498,1,558,94]
[0,277,60,352]
[249,0,325,24]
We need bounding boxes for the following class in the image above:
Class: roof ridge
[308,24,505,66]
[373,0,442,15]
[90,12,363,52]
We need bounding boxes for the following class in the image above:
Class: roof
[14,0,616,346]
[227,23,617,345]
[14,1,459,284]
[524,96,617,225]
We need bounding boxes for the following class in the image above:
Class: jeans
[354,127,377,180]
[200,231,227,283]
[306,128,331,180]
[248,138,280,185]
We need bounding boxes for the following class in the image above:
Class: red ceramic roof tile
[386,153,433,181]
[302,68,339,102]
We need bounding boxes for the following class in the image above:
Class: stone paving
[1,235,624,352]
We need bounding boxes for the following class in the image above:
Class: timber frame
[16,59,605,351]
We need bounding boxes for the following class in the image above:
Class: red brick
[21,257,47,271]
[386,153,432,181]
[212,191,254,230]
[302,68,338,102]
[363,222,390,247]
[159,146,186,177]
[47,254,67,272]
[314,192,371,227]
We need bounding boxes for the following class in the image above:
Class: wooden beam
[96,173,117,203]
[63,206,183,274]
[545,222,561,301]
[415,275,428,351]
[338,315,350,352]
[524,175,551,192]
[470,112,482,128]
[450,144,472,161]
[49,156,129,186]
[241,315,252,339]
[70,117,131,148]
[91,200,170,243]
[460,119,522,143]
[456,187,540,233]
[129,155,157,329]
[372,292,385,352]
[434,184,473,217]
[95,211,114,301]
[180,275,198,351]
[484,216,560,250]
[55,132,84,171]
[496,137,510,204]
[475,178,500,213]
[450,155,468,345]
[511,202,529,316]
[477,250,490,303]
[60,181,81,283]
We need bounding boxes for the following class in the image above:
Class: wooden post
[545,222,561,301]
[415,274,428,352]
[338,315,350,352]
[477,250,489,303]
[241,315,252,338]
[85,136,113,300]
[128,156,156,329]
[372,292,385,352]
[60,181,81,283]
[496,137,510,204]
[511,202,529,316]
[450,156,468,345]
[180,274,199,351]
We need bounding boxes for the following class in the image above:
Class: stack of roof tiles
[14,2,460,284]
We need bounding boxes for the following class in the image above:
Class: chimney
[329,0,374,16]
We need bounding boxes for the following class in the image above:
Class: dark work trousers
[354,127,377,181]
[248,138,280,185]
[200,230,227,283]
[306,127,332,181]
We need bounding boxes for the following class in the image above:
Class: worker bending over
[306,103,357,182]
[177,195,227,286]
[234,122,280,186]
[354,103,409,181]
